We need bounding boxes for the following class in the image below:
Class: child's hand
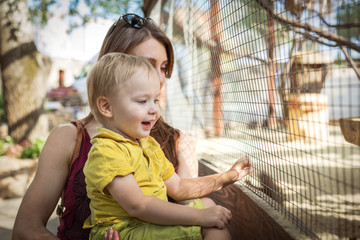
[199,206,232,229]
[104,228,120,240]
[230,156,253,180]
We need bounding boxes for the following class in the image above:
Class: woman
[12,13,198,240]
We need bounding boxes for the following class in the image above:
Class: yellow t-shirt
[83,127,175,228]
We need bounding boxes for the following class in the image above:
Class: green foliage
[336,0,360,42]
[0,136,19,158]
[0,136,45,159]
[28,0,143,31]
[0,136,14,147]
[20,138,46,159]
[28,0,57,26]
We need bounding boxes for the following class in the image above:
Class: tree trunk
[0,0,51,143]
[210,0,223,137]
[266,0,277,128]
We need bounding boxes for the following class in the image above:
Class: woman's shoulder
[36,123,79,176]
[43,123,78,157]
[49,123,78,139]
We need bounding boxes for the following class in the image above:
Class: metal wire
[161,0,360,239]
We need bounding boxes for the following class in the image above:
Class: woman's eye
[161,66,167,73]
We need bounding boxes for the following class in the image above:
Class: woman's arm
[176,133,198,178]
[107,174,231,229]
[12,124,77,240]
[165,156,252,201]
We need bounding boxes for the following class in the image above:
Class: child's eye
[154,99,160,104]
[138,100,146,104]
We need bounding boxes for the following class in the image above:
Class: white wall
[34,15,113,89]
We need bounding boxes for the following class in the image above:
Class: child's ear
[97,96,113,118]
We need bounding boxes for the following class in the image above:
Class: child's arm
[107,174,231,229]
[166,156,252,201]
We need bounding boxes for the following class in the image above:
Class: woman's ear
[97,96,113,118]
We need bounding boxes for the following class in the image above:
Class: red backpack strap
[56,120,85,219]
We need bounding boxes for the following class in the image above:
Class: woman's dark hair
[151,117,180,169]
[99,19,174,78]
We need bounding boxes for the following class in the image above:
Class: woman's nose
[157,70,165,88]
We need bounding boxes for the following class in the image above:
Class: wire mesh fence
[156,0,360,239]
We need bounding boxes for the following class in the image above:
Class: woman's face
[128,38,168,88]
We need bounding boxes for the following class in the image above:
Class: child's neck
[101,123,140,145]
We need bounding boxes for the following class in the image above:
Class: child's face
[107,70,161,142]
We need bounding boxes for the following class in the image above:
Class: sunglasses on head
[106,13,159,38]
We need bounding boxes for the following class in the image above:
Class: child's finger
[113,230,120,240]
[104,228,114,240]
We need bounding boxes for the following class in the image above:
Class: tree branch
[228,51,269,64]
[254,0,360,53]
[341,46,360,80]
[306,7,360,29]
[319,17,360,29]
[142,0,159,17]
[291,27,338,48]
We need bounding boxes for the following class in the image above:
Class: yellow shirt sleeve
[85,139,135,194]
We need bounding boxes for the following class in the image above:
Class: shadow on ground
[0,227,12,240]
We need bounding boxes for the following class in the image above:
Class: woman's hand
[229,156,253,181]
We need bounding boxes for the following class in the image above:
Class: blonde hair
[87,52,158,122]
